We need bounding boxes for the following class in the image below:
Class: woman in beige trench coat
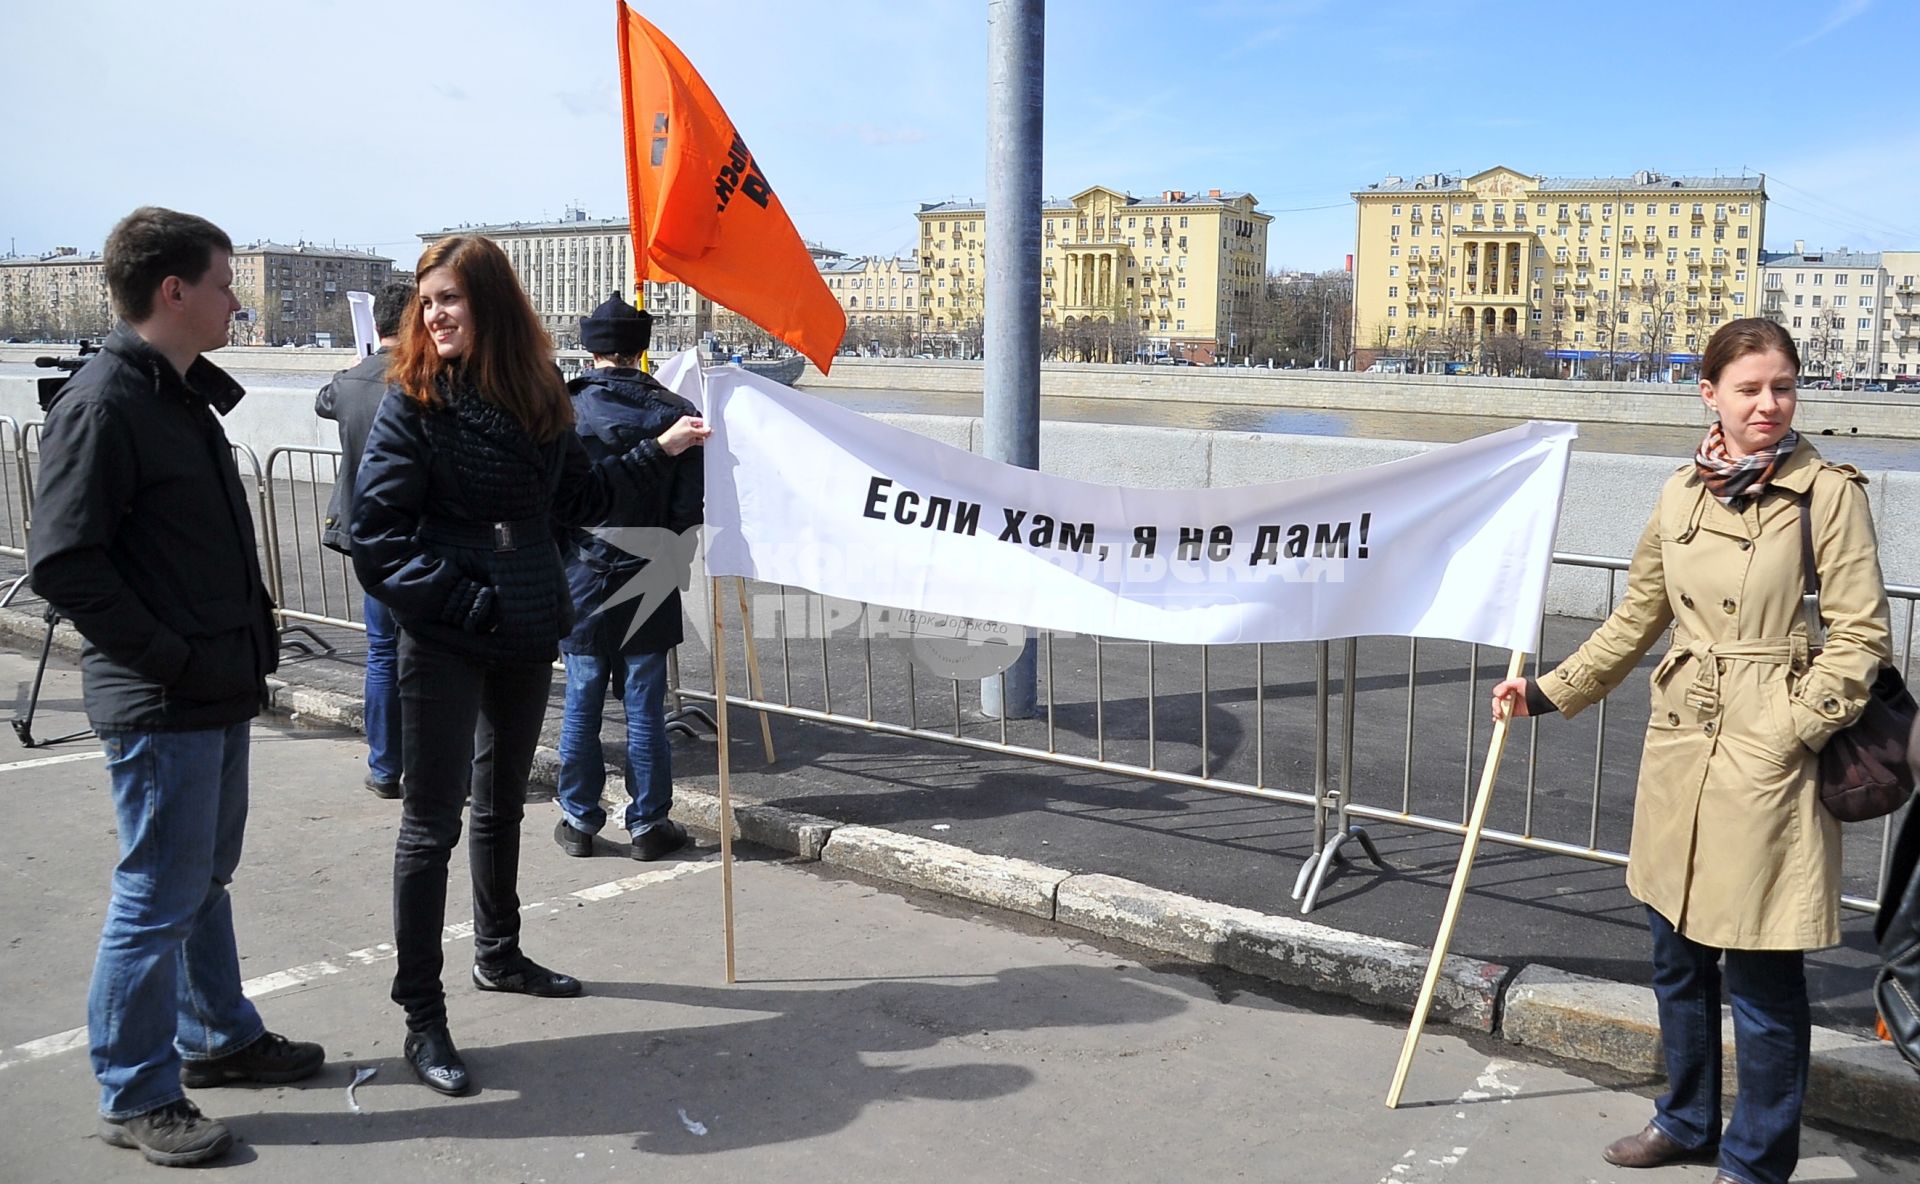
[1492,318,1891,1184]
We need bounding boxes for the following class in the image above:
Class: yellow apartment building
[1352,167,1766,374]
[915,186,1271,362]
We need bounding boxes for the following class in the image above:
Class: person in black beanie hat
[552,294,706,863]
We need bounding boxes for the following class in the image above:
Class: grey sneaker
[99,1099,233,1166]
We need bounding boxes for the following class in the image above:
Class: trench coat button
[1821,696,1840,714]
[1738,538,1752,550]
[1680,594,1695,608]
[1667,711,1681,726]
[1704,720,1717,736]
[1721,598,1737,613]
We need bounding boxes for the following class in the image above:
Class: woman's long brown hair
[388,235,573,442]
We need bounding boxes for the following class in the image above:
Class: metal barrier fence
[0,425,1912,915]
[670,566,1918,917]
[0,417,27,605]
[9,422,278,618]
[262,446,364,634]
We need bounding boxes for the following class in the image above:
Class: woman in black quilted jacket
[350,235,707,1096]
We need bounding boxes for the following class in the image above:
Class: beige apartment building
[421,212,662,349]
[422,210,867,355]
[2,241,392,346]
[1352,166,1766,374]
[1761,245,1920,383]
[1886,252,1920,382]
[819,252,921,352]
[915,186,1271,362]
[0,248,111,340]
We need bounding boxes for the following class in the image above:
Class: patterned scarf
[1693,422,1799,510]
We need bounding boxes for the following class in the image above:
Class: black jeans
[391,631,554,1032]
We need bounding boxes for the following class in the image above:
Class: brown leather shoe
[1601,1123,1718,1168]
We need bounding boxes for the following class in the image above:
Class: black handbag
[1875,722,1920,1073]
[1799,496,1917,823]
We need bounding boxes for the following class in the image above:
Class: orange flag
[618,4,846,373]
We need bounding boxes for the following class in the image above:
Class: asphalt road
[1,646,1915,1183]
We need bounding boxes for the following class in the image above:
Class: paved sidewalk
[0,689,1915,1183]
[3,601,1918,1146]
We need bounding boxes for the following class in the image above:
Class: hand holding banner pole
[1386,648,1528,1108]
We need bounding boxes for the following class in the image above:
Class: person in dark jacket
[350,236,707,1097]
[29,207,324,1167]
[553,295,704,862]
[315,278,414,798]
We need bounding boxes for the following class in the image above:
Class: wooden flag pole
[735,577,777,764]
[709,576,737,984]
[1386,647,1528,1109]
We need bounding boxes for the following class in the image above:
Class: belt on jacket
[418,515,551,553]
[1657,634,1810,714]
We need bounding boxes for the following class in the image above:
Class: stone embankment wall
[804,356,1920,440]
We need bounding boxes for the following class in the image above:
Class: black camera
[33,338,101,412]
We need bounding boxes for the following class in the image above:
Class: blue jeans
[89,722,265,1119]
[1646,907,1809,1184]
[556,649,672,836]
[364,593,401,784]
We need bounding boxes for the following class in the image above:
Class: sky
[4,0,1916,271]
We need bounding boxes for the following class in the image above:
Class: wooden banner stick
[735,577,777,764]
[1386,648,1528,1108]
[709,576,737,984]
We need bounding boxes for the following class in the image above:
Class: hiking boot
[99,1099,233,1166]
[553,818,593,858]
[631,820,689,862]
[180,1030,325,1088]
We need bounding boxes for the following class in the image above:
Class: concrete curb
[820,826,1070,920]
[1057,873,1509,1032]
[5,601,1916,1141]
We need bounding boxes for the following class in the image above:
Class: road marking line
[1375,1057,1522,1184]
[0,751,104,775]
[0,857,718,1073]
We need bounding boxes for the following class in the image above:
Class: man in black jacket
[29,207,324,1167]
[316,279,414,798]
[552,294,703,862]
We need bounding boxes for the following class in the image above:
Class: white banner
[346,290,378,356]
[669,360,1575,652]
